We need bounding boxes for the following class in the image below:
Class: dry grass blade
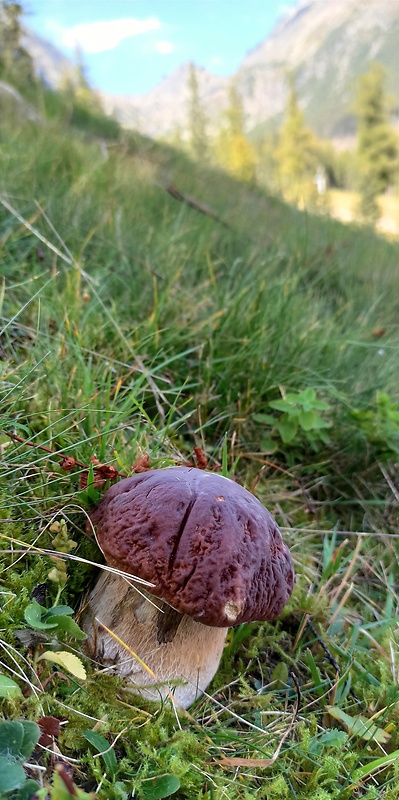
[217,674,300,769]
[0,533,154,587]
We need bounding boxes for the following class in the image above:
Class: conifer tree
[355,63,398,221]
[275,75,318,204]
[73,47,104,114]
[217,82,255,182]
[0,0,34,88]
[187,63,208,161]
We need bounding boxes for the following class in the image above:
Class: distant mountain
[23,0,399,144]
[238,0,399,139]
[21,28,76,89]
[101,0,399,143]
[100,64,227,139]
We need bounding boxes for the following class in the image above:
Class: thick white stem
[81,571,228,709]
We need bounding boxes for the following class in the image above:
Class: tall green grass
[1,114,399,798]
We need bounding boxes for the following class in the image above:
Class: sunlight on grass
[329,188,399,237]
[1,114,399,798]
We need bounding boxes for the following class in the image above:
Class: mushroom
[82,467,294,708]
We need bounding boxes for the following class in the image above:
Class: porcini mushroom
[82,467,294,708]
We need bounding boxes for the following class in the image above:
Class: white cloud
[61,17,161,54]
[155,40,174,55]
[211,56,223,65]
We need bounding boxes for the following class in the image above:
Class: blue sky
[24,1,300,96]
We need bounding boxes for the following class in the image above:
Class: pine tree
[355,63,398,221]
[274,76,319,205]
[73,47,104,114]
[216,82,256,182]
[187,63,208,161]
[0,1,35,88]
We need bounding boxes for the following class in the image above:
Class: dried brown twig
[162,182,231,229]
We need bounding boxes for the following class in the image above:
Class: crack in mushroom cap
[91,467,294,627]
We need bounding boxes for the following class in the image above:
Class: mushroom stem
[81,571,228,709]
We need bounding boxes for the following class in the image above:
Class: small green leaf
[353,748,399,780]
[309,729,347,754]
[0,755,26,792]
[17,779,41,800]
[86,462,101,504]
[276,416,298,443]
[51,767,96,799]
[286,391,307,405]
[141,774,181,799]
[305,649,325,697]
[24,602,59,630]
[19,721,40,760]
[0,721,24,758]
[318,730,347,747]
[0,720,38,763]
[301,387,316,402]
[298,410,318,431]
[268,399,296,412]
[260,438,278,453]
[113,782,129,800]
[252,413,276,425]
[83,730,117,777]
[38,651,87,680]
[0,673,23,699]
[44,605,75,619]
[309,399,330,411]
[327,706,390,743]
[308,415,331,429]
[318,429,330,444]
[46,615,87,640]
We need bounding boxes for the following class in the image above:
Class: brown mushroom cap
[91,467,294,627]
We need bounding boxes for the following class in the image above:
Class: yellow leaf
[39,651,86,680]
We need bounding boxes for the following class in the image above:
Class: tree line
[1,0,398,223]
[183,62,398,223]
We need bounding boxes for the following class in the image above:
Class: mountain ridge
[100,0,399,141]
[23,0,399,143]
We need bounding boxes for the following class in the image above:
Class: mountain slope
[238,0,399,138]
[101,63,227,138]
[21,28,76,89]
[103,0,399,141]
[22,0,399,142]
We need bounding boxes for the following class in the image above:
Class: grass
[1,106,399,799]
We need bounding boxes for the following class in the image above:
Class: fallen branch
[162,182,231,229]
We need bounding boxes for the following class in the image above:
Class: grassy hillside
[1,110,399,799]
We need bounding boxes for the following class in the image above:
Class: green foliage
[0,1,35,90]
[1,77,399,799]
[140,774,180,799]
[216,82,256,182]
[36,766,96,799]
[351,391,399,458]
[355,63,399,221]
[254,388,330,453]
[275,75,320,205]
[47,520,78,598]
[0,675,23,699]
[69,101,120,140]
[326,705,390,744]
[24,600,84,638]
[0,720,40,797]
[187,63,208,162]
[83,729,118,778]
